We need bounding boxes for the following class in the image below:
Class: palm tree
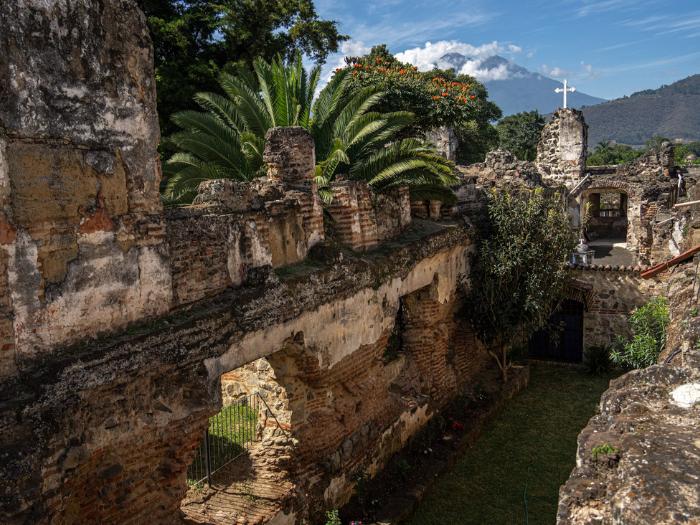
[163,53,457,204]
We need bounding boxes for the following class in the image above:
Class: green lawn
[407,363,617,525]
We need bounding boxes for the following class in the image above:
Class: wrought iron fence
[187,393,268,486]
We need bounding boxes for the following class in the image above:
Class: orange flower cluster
[338,63,477,107]
[429,76,476,105]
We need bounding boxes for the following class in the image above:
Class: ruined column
[0,0,172,376]
[536,108,588,188]
[264,126,324,247]
[426,126,459,162]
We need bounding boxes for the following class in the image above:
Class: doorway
[528,300,584,362]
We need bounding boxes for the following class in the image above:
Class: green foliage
[591,443,618,460]
[465,189,576,381]
[495,111,545,161]
[586,141,642,166]
[165,54,457,203]
[674,141,700,166]
[583,345,612,375]
[324,510,342,525]
[138,0,347,135]
[610,297,669,369]
[455,119,499,165]
[342,45,501,163]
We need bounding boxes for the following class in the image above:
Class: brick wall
[217,279,489,519]
[327,182,412,251]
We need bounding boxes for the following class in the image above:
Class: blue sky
[314,0,700,100]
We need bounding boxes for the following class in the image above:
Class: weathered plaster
[206,242,469,379]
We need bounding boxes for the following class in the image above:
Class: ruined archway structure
[0,2,492,523]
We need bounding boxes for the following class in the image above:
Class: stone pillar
[536,108,588,189]
[426,126,458,162]
[0,0,172,375]
[429,200,443,220]
[264,127,324,247]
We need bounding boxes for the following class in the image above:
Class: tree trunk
[488,344,510,383]
[501,345,509,383]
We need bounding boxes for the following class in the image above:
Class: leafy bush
[325,510,342,525]
[583,345,612,375]
[586,141,642,166]
[610,297,669,369]
[495,111,545,161]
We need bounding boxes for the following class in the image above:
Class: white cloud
[460,61,511,81]
[395,40,503,72]
[391,40,527,81]
[540,64,568,78]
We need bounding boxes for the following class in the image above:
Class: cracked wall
[0,0,172,375]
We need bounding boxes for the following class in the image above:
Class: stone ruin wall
[426,126,459,162]
[2,2,695,524]
[0,2,491,523]
[557,148,700,525]
[569,268,662,352]
[0,0,172,379]
[536,108,588,187]
[558,248,700,525]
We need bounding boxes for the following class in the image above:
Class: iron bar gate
[186,392,286,487]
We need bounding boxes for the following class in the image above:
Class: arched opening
[580,188,637,265]
[584,190,628,242]
[180,352,297,524]
[528,299,585,363]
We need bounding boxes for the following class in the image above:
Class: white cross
[554,79,576,109]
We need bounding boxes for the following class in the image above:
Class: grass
[187,403,259,483]
[406,363,618,525]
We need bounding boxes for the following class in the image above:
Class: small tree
[495,111,545,161]
[465,189,576,381]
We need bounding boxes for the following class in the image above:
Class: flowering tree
[343,45,501,155]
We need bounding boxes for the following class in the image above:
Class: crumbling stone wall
[460,149,543,189]
[571,173,679,265]
[166,142,323,306]
[537,108,587,187]
[569,268,662,351]
[0,0,172,376]
[558,263,700,525]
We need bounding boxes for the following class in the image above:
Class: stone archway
[181,346,300,525]
[574,179,642,264]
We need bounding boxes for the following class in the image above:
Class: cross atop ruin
[555,79,576,109]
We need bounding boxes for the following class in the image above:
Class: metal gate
[528,299,584,362]
[187,393,284,486]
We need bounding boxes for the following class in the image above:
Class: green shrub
[583,345,612,375]
[325,510,342,525]
[610,297,669,369]
[591,443,618,459]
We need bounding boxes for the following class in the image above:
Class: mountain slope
[438,54,606,116]
[582,75,700,146]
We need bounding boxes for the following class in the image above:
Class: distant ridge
[582,75,700,147]
[436,53,606,116]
